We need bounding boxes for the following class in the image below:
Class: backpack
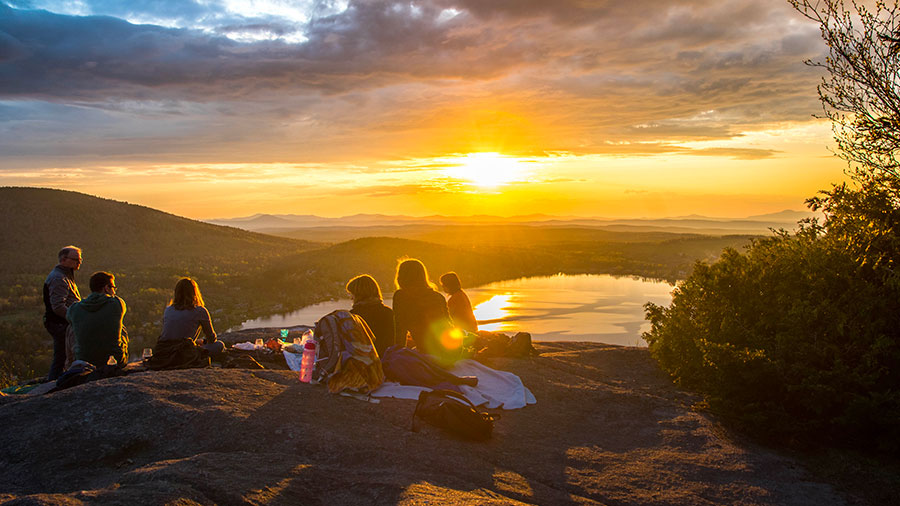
[411,389,499,441]
[507,332,537,358]
[312,310,385,394]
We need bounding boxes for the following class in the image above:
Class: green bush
[644,181,900,452]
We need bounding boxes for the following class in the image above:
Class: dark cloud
[0,0,831,165]
[1,1,530,100]
[0,1,825,99]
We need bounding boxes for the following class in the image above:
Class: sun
[446,153,528,188]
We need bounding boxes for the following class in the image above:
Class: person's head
[439,272,462,294]
[396,258,432,290]
[346,274,383,303]
[58,245,83,271]
[89,271,115,295]
[171,277,204,310]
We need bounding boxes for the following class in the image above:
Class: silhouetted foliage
[791,0,900,179]
[644,215,900,450]
[644,2,900,452]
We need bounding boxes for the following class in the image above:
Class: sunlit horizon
[1,1,847,220]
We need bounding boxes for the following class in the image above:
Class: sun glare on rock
[446,153,529,188]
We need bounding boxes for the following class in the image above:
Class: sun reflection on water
[239,274,674,347]
[473,294,513,331]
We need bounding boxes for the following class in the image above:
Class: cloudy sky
[0,0,846,219]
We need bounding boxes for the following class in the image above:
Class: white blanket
[370,359,536,410]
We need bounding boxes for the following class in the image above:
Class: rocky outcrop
[0,343,848,505]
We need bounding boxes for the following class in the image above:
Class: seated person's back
[346,274,395,356]
[159,305,216,341]
[158,278,223,355]
[440,271,478,333]
[392,259,451,357]
[67,271,128,367]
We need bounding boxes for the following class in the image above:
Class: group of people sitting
[43,245,226,380]
[347,259,478,360]
[42,245,480,381]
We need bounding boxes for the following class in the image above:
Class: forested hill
[0,187,322,384]
[0,189,560,384]
[0,187,754,386]
[0,187,317,275]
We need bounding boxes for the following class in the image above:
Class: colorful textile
[1,383,39,395]
[313,310,384,394]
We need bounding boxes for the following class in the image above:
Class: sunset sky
[0,0,848,219]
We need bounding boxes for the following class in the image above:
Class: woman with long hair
[346,274,394,356]
[391,259,452,358]
[157,277,224,357]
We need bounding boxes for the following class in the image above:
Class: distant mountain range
[206,209,821,236]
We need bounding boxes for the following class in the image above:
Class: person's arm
[198,307,217,342]
[116,298,128,366]
[447,293,462,326]
[48,275,71,319]
[392,293,410,346]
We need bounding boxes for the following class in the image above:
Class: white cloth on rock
[369,359,535,410]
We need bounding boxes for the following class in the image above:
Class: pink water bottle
[299,341,316,383]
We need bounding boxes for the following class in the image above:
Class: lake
[238,274,674,347]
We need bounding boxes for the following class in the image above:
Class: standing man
[43,246,82,380]
[67,271,128,368]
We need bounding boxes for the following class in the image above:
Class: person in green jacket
[67,271,128,367]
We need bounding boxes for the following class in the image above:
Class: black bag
[507,332,537,358]
[145,338,210,371]
[51,361,125,392]
[411,389,499,441]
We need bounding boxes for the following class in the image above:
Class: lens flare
[440,327,465,350]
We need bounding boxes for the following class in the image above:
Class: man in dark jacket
[43,246,82,380]
[67,271,128,367]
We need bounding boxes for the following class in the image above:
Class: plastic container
[299,341,317,383]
